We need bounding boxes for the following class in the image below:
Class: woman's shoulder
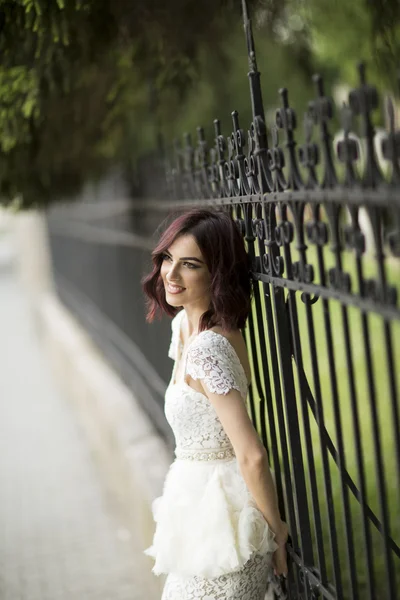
[208,325,245,350]
[191,324,244,352]
[210,325,242,342]
[190,326,251,384]
[187,328,251,393]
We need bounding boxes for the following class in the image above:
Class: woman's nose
[166,263,181,282]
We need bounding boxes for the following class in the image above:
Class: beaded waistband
[175,447,236,462]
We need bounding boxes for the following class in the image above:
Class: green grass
[244,235,400,599]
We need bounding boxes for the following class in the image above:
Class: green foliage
[299,0,400,88]
[0,0,244,207]
[0,67,40,152]
[0,0,398,208]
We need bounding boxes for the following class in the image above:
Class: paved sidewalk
[0,252,154,598]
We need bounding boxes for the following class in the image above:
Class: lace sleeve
[168,310,184,360]
[186,332,248,399]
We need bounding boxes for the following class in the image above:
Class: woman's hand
[272,521,288,577]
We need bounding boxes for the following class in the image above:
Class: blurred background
[0,0,399,599]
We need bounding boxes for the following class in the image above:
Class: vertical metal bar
[261,276,296,528]
[340,229,376,600]
[382,319,400,499]
[290,209,331,589]
[370,209,400,501]
[247,205,285,510]
[247,281,267,430]
[358,311,395,598]
[258,207,314,600]
[241,5,307,594]
[311,206,362,599]
[242,0,266,125]
[273,283,312,600]
[246,302,270,454]
[260,273,297,529]
[231,204,259,428]
[259,204,302,600]
[357,207,397,600]
[324,272,358,597]
[247,373,258,429]
[278,203,333,596]
[296,298,331,588]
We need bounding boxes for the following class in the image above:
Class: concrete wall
[13,210,172,597]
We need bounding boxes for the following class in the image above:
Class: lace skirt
[144,455,278,579]
[161,551,274,600]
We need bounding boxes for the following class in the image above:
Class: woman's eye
[162,254,197,269]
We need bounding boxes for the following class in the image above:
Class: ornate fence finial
[214,119,226,166]
[231,110,251,195]
[182,132,195,197]
[267,126,286,192]
[349,62,382,187]
[196,126,208,169]
[337,103,359,187]
[195,126,211,198]
[242,0,265,123]
[213,118,228,196]
[231,111,245,159]
[171,137,184,198]
[183,133,194,174]
[242,0,257,73]
[276,87,303,190]
[299,103,319,189]
[309,74,337,188]
[381,95,400,185]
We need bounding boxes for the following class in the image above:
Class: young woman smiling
[142,208,288,600]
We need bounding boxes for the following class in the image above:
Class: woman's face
[160,234,211,310]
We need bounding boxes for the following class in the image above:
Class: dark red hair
[141,208,252,331]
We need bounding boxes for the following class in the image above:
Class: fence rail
[47,1,400,598]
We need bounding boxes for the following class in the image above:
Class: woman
[142,208,288,599]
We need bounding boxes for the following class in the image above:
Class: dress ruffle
[144,457,278,579]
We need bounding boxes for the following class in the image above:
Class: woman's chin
[166,293,185,306]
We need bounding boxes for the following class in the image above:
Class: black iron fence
[47,1,399,598]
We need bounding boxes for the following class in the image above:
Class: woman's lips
[166,283,186,294]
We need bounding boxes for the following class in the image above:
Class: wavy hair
[141,208,252,331]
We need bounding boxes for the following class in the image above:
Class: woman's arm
[185,332,289,575]
[202,384,289,577]
[239,448,285,540]
[201,384,287,542]
[234,438,289,577]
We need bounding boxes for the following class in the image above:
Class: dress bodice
[165,310,249,456]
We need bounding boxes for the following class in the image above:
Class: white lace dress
[144,309,278,599]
